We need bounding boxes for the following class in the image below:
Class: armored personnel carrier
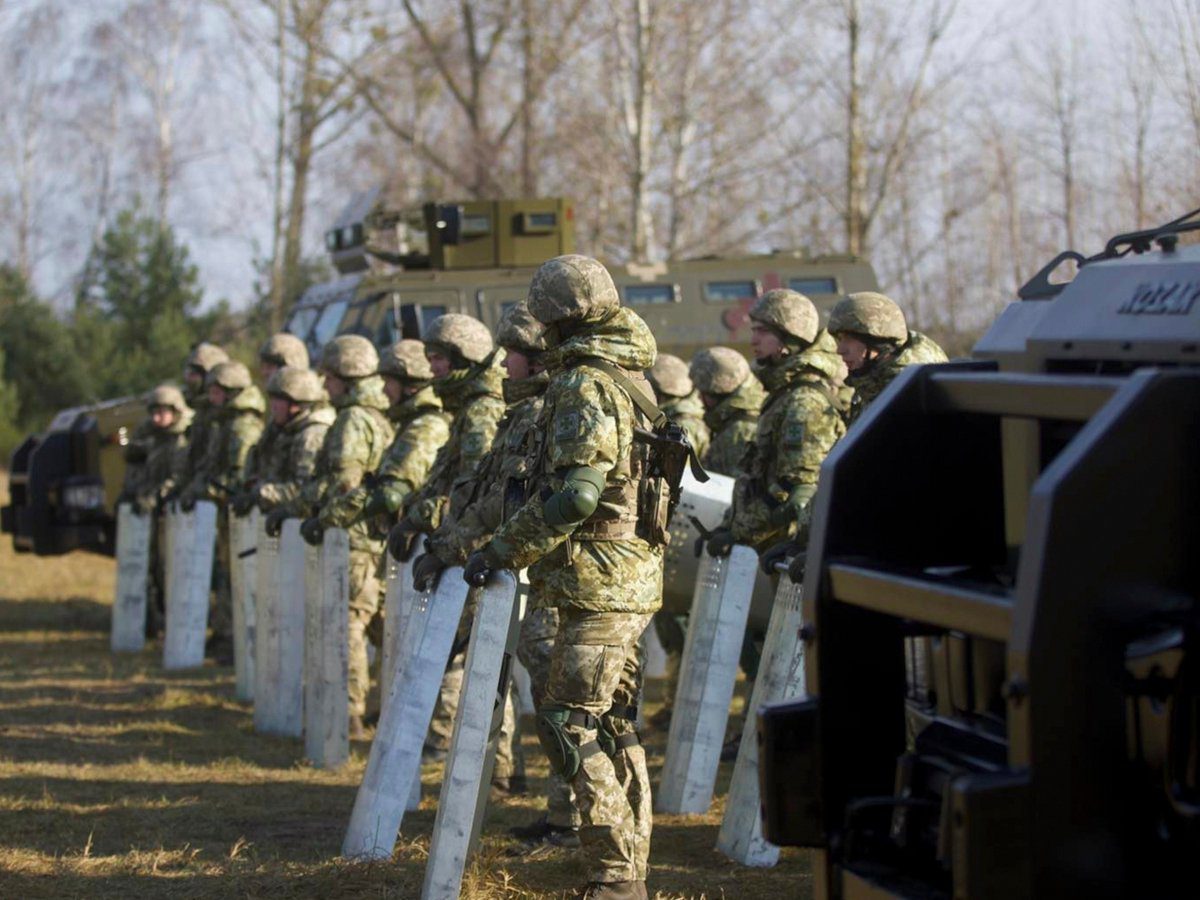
[2,190,878,555]
[758,211,1200,898]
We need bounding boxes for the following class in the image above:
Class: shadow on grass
[0,597,111,633]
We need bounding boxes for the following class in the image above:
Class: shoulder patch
[782,419,806,448]
[462,431,486,457]
[554,410,583,442]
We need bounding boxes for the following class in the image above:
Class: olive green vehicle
[2,190,877,555]
[758,210,1200,898]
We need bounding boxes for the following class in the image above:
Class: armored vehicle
[2,190,878,555]
[758,211,1200,898]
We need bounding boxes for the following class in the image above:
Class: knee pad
[536,706,583,780]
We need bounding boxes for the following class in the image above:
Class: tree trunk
[269,0,288,328]
[845,0,866,257]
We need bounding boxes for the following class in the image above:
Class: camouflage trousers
[209,511,233,646]
[544,609,654,883]
[347,550,382,718]
[517,606,579,828]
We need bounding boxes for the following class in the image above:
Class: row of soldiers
[118,252,945,900]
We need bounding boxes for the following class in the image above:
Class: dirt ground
[0,480,812,898]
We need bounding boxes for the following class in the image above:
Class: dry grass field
[0,475,812,898]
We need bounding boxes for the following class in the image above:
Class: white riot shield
[380,557,424,811]
[304,528,350,768]
[229,510,259,700]
[422,571,521,900]
[111,503,151,653]
[716,572,806,866]
[661,470,735,617]
[163,500,216,669]
[342,566,469,860]
[657,544,757,814]
[253,519,306,736]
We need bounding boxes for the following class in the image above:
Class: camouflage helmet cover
[259,332,310,369]
[828,291,909,344]
[424,313,493,364]
[186,341,228,373]
[320,334,379,378]
[496,301,547,354]
[690,346,751,396]
[647,353,693,398]
[380,338,434,381]
[207,360,252,391]
[748,289,819,345]
[146,383,188,413]
[527,254,620,326]
[267,365,325,403]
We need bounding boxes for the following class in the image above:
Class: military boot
[580,881,648,900]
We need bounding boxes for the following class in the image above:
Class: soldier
[704,289,847,559]
[117,384,193,633]
[233,332,313,516]
[689,346,764,478]
[466,255,663,900]
[829,291,949,426]
[179,361,266,662]
[172,342,229,501]
[254,367,335,515]
[282,335,393,737]
[646,353,710,461]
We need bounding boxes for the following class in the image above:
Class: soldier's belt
[572,518,639,541]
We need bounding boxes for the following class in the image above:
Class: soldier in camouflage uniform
[179,361,266,661]
[232,333,313,516]
[172,342,229,501]
[283,336,393,737]
[689,347,763,478]
[646,353,710,461]
[118,384,194,632]
[467,255,663,900]
[829,291,948,426]
[254,367,335,515]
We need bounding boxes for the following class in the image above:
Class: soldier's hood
[224,384,266,416]
[704,376,763,431]
[755,329,844,393]
[847,330,948,387]
[662,390,705,422]
[287,402,336,432]
[336,374,390,411]
[502,370,550,404]
[545,307,657,374]
[434,354,504,412]
[389,383,442,424]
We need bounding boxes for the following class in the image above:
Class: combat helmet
[690,347,751,397]
[424,313,493,365]
[496,302,547,355]
[267,366,325,403]
[185,342,228,374]
[748,289,819,345]
[527,255,619,326]
[828,292,909,345]
[320,334,378,379]
[259,332,310,369]
[207,361,253,391]
[380,339,434,381]
[146,384,188,413]
[647,354,693,399]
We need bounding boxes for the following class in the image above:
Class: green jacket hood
[336,374,390,412]
[847,330,948,387]
[286,402,336,434]
[433,355,504,412]
[662,390,705,421]
[503,370,550,404]
[389,383,442,425]
[755,329,844,393]
[223,384,266,417]
[704,375,763,431]
[545,306,657,373]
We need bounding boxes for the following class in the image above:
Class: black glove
[463,550,493,587]
[230,490,257,517]
[179,492,197,513]
[759,540,796,576]
[387,521,420,562]
[787,551,808,585]
[300,516,325,546]
[412,551,447,593]
[264,508,289,537]
[705,528,735,558]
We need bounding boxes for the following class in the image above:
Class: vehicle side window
[704,280,759,302]
[623,284,679,305]
[311,299,349,350]
[788,277,838,295]
[285,307,319,343]
[395,304,447,340]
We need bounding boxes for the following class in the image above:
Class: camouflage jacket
[131,409,194,506]
[404,362,505,532]
[730,331,847,551]
[178,395,221,497]
[487,307,663,615]
[702,375,764,478]
[428,373,548,565]
[244,420,281,487]
[334,385,451,523]
[844,331,948,426]
[661,391,711,464]
[194,387,266,503]
[256,404,336,510]
[121,418,157,496]
[305,376,394,551]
